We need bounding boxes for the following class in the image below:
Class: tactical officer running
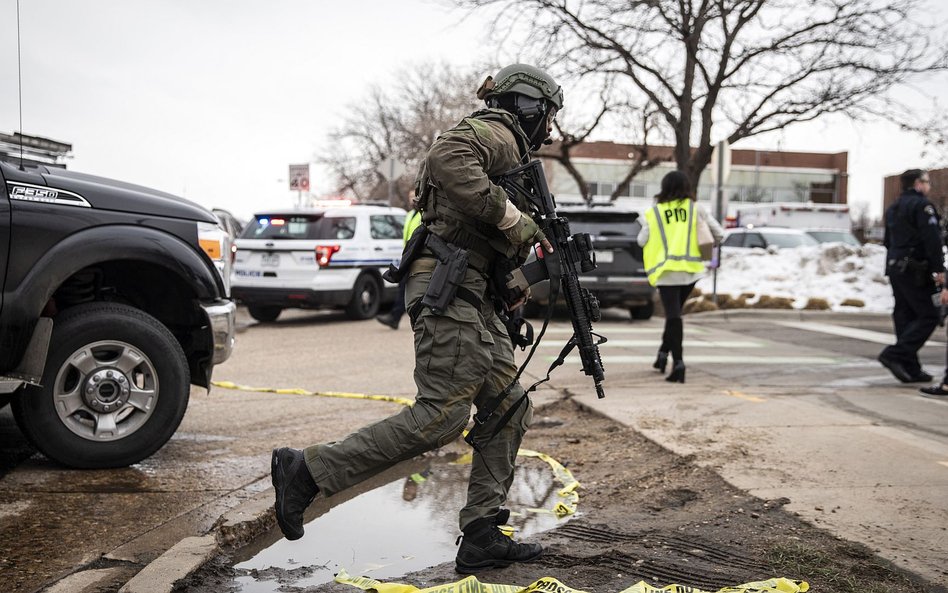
[879,169,944,383]
[271,64,563,574]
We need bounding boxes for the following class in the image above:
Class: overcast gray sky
[2,0,946,221]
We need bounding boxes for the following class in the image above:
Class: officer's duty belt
[407,257,485,324]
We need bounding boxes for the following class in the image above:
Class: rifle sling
[468,336,577,448]
[465,250,563,450]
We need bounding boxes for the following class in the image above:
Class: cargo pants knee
[302,267,531,530]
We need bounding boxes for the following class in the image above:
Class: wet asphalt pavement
[1,306,946,592]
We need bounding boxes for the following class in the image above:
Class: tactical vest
[414,108,532,271]
[643,199,705,285]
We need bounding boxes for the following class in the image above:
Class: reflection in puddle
[235,457,567,592]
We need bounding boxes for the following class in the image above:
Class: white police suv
[231,204,406,322]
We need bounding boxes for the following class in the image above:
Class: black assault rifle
[463,159,606,452]
[498,159,607,399]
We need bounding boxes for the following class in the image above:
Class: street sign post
[377,157,406,205]
[289,164,310,208]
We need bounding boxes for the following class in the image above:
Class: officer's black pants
[883,271,938,373]
[388,274,408,321]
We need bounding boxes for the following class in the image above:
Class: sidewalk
[571,314,948,585]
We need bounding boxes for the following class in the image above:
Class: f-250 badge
[7,182,90,207]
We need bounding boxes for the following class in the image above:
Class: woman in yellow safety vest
[638,171,724,383]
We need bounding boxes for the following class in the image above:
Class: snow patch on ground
[695,243,894,313]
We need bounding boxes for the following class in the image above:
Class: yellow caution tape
[212,380,415,407]
[409,471,429,484]
[215,381,579,516]
[335,569,808,593]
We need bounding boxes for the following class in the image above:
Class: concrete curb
[116,484,278,592]
[118,535,218,593]
[42,478,279,593]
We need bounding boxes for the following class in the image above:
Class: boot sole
[272,448,305,541]
[455,548,542,574]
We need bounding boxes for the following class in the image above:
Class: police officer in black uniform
[879,169,944,382]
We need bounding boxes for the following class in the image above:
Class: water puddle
[233,454,569,592]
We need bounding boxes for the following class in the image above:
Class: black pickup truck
[526,205,656,320]
[0,161,236,468]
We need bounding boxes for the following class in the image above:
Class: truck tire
[629,301,655,320]
[12,302,190,469]
[248,305,282,323]
[346,273,381,320]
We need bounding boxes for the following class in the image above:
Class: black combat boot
[455,514,542,574]
[271,448,319,540]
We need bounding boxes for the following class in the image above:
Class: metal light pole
[711,140,730,305]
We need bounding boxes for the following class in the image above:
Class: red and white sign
[289,164,310,191]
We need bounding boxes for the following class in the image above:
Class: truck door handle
[374,247,383,251]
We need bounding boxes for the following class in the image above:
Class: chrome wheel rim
[53,340,159,442]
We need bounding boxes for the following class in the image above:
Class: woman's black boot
[653,351,668,373]
[666,360,686,383]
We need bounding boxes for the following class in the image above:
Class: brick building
[883,167,948,214]
[538,141,848,210]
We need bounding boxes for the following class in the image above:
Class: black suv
[0,161,236,468]
[527,207,656,320]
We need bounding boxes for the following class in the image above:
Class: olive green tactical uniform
[303,108,534,530]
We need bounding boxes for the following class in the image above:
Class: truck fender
[1,226,220,372]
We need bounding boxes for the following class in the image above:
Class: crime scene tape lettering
[334,569,809,593]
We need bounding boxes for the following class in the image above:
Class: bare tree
[318,62,484,206]
[457,0,948,187]
[542,90,663,203]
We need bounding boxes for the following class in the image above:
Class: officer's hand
[502,213,546,247]
[507,286,531,311]
[936,272,946,285]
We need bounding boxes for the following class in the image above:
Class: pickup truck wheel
[346,274,381,320]
[11,302,189,469]
[629,301,655,320]
[248,305,282,323]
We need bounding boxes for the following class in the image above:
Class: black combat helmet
[478,64,564,150]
